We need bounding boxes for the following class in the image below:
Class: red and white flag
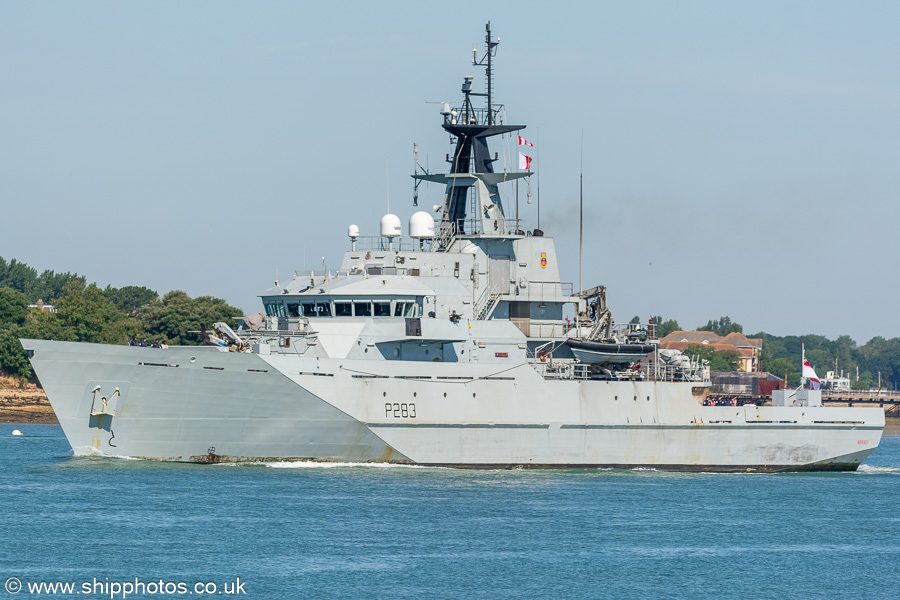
[802,358,821,390]
[518,152,533,170]
[517,135,534,147]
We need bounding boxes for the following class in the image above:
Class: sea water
[1,424,898,599]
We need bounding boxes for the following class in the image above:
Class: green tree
[23,308,75,342]
[649,315,681,338]
[0,258,39,299]
[682,344,742,372]
[137,291,241,346]
[0,257,84,303]
[628,315,641,325]
[851,378,871,391]
[698,316,743,336]
[103,285,159,313]
[54,281,135,344]
[855,337,900,390]
[0,287,29,326]
[766,357,800,387]
[0,326,32,377]
[755,331,864,385]
[0,297,78,378]
[35,269,85,304]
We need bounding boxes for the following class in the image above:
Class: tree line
[0,257,241,378]
[633,314,898,390]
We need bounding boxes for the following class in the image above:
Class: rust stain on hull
[187,453,415,466]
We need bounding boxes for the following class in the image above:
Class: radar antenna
[412,22,529,246]
[471,21,500,126]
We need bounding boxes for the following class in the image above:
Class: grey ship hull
[23,339,884,471]
[24,340,405,463]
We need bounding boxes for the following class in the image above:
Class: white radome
[409,211,435,238]
[380,214,402,238]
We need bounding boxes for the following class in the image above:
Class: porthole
[383,392,387,397]
[413,392,417,398]
[443,393,447,398]
[473,393,476,398]
[647,396,650,401]
[634,396,637,401]
[190,357,196,363]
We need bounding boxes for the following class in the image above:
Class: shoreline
[0,392,57,424]
[3,392,899,435]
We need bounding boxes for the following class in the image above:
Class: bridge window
[334,302,352,317]
[394,302,418,317]
[302,302,331,317]
[374,302,391,317]
[264,302,286,317]
[287,303,301,318]
[354,302,372,317]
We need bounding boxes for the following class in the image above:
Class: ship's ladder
[474,285,502,320]
[435,220,457,251]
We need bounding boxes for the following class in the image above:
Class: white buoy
[12,429,23,436]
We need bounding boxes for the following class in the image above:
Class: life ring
[539,350,548,362]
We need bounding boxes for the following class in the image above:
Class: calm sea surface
[1,424,898,599]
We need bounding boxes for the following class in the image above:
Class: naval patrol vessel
[22,24,884,470]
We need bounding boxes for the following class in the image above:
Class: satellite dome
[348,224,359,238]
[409,211,435,238]
[381,214,402,238]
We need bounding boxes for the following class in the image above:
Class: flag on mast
[803,358,821,390]
[518,152,533,170]
[517,135,534,147]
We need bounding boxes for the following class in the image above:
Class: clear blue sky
[2,2,898,343]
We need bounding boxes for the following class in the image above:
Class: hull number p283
[385,403,416,418]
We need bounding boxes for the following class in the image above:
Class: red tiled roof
[659,330,721,345]
[719,332,762,348]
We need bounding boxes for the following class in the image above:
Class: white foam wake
[71,446,141,460]
[856,464,900,475]
[263,460,433,469]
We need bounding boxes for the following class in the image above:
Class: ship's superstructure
[22,23,884,470]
